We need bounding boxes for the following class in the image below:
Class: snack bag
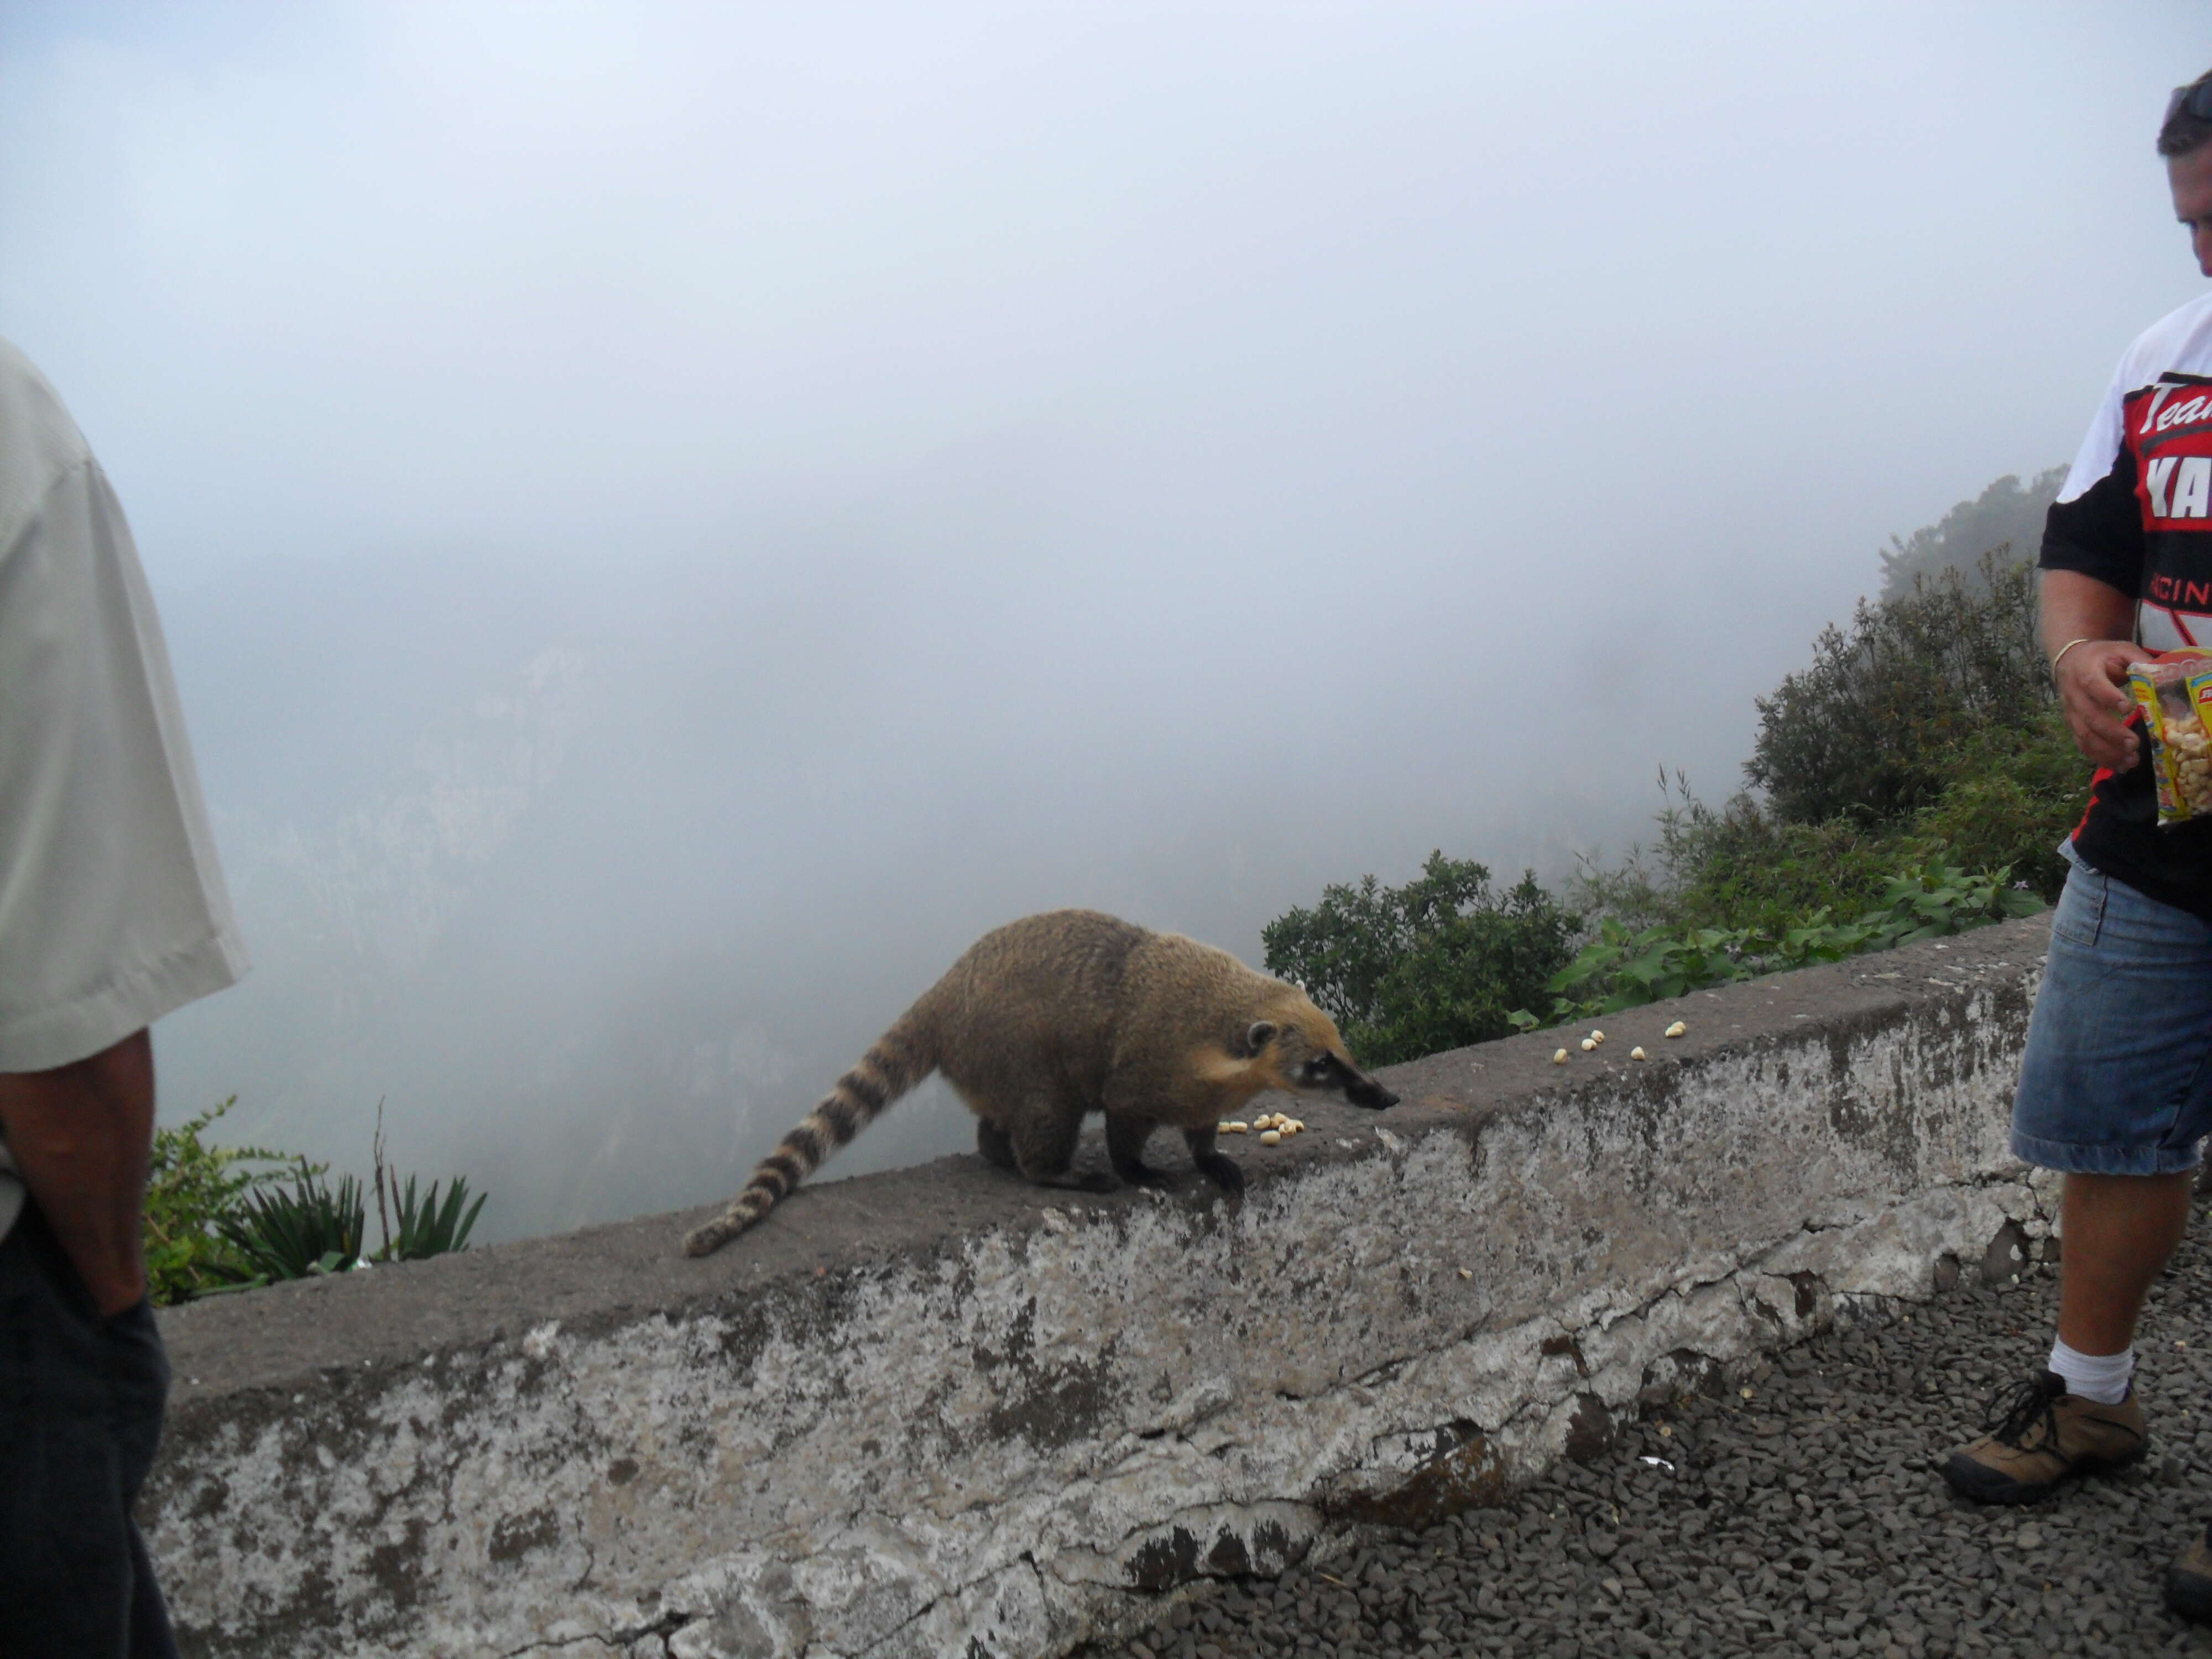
[2129,657,2212,825]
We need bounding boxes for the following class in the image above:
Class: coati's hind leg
[1105,1113,1176,1187]
[1011,1098,1116,1193]
[1183,1125,1245,1198]
[976,1118,1016,1171]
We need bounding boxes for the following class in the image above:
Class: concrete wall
[145,918,2055,1658]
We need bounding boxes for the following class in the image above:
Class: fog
[2,3,2205,1239]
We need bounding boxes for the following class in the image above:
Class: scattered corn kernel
[1630,1046,1647,1061]
[1552,1048,1569,1065]
[1219,1120,1249,1134]
[1665,1020,1687,1039]
[1254,1112,1277,1130]
[1457,1267,1473,1281]
[1579,1037,1596,1052]
[1260,1129,1282,1146]
[1590,1030,1605,1045]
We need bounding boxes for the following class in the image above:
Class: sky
[2,2,2207,1241]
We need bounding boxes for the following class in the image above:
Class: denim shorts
[2012,843,2212,1175]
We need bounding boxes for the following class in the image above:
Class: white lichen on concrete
[146,944,2044,1658]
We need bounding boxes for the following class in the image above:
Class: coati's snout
[1343,1073,1400,1111]
[1250,1016,1400,1111]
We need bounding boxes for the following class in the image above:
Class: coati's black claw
[1195,1154,1245,1197]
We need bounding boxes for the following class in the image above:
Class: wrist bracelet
[2051,637,2095,677]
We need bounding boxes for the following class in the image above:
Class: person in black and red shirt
[1939,69,2212,1624]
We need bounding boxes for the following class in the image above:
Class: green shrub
[143,1098,295,1307]
[1745,553,2049,825]
[1906,706,2083,902]
[1571,775,1901,940]
[1261,852,1580,1067]
[1514,860,2045,1026]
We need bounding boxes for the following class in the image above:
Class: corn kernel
[1552,1048,1568,1065]
[1630,1046,1647,1061]
[1260,1129,1282,1146]
[1579,1037,1596,1052]
[1665,1020,1687,1039]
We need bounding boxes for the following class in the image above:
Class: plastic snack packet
[2128,657,2212,825]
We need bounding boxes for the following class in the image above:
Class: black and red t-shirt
[2043,291,2212,915]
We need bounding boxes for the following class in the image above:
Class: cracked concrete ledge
[144,917,2055,1659]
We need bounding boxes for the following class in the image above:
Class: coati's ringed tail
[680,1009,937,1257]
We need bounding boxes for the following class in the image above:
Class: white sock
[2049,1337,2135,1405]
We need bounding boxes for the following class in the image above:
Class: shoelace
[1981,1371,2065,1449]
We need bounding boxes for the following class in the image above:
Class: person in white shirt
[0,337,248,1657]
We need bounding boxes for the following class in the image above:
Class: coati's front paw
[1194,1154,1245,1197]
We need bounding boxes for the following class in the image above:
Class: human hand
[2054,640,2146,774]
[0,1031,155,1317]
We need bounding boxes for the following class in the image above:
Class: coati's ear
[1244,1020,1277,1055]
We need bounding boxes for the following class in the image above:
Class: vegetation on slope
[1267,483,2079,1049]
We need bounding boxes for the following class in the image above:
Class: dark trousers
[0,1199,179,1659]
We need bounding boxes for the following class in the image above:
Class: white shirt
[0,338,248,1242]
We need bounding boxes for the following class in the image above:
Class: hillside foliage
[1877,467,2063,600]
[1269,479,2079,1055]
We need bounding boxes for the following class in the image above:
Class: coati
[682,909,1399,1256]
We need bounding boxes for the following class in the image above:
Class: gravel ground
[1086,1198,2212,1659]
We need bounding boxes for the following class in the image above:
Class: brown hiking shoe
[2168,1524,2212,1624]
[1940,1369,2147,1505]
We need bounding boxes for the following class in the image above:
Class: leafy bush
[1569,773,1902,940]
[1745,552,2049,826]
[143,1098,294,1306]
[1515,861,2045,1026]
[1261,852,1580,1066]
[1907,706,2083,902]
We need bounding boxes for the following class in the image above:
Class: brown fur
[681,909,1397,1256]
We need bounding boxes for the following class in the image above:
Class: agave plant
[213,1161,368,1285]
[380,1172,488,1261]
